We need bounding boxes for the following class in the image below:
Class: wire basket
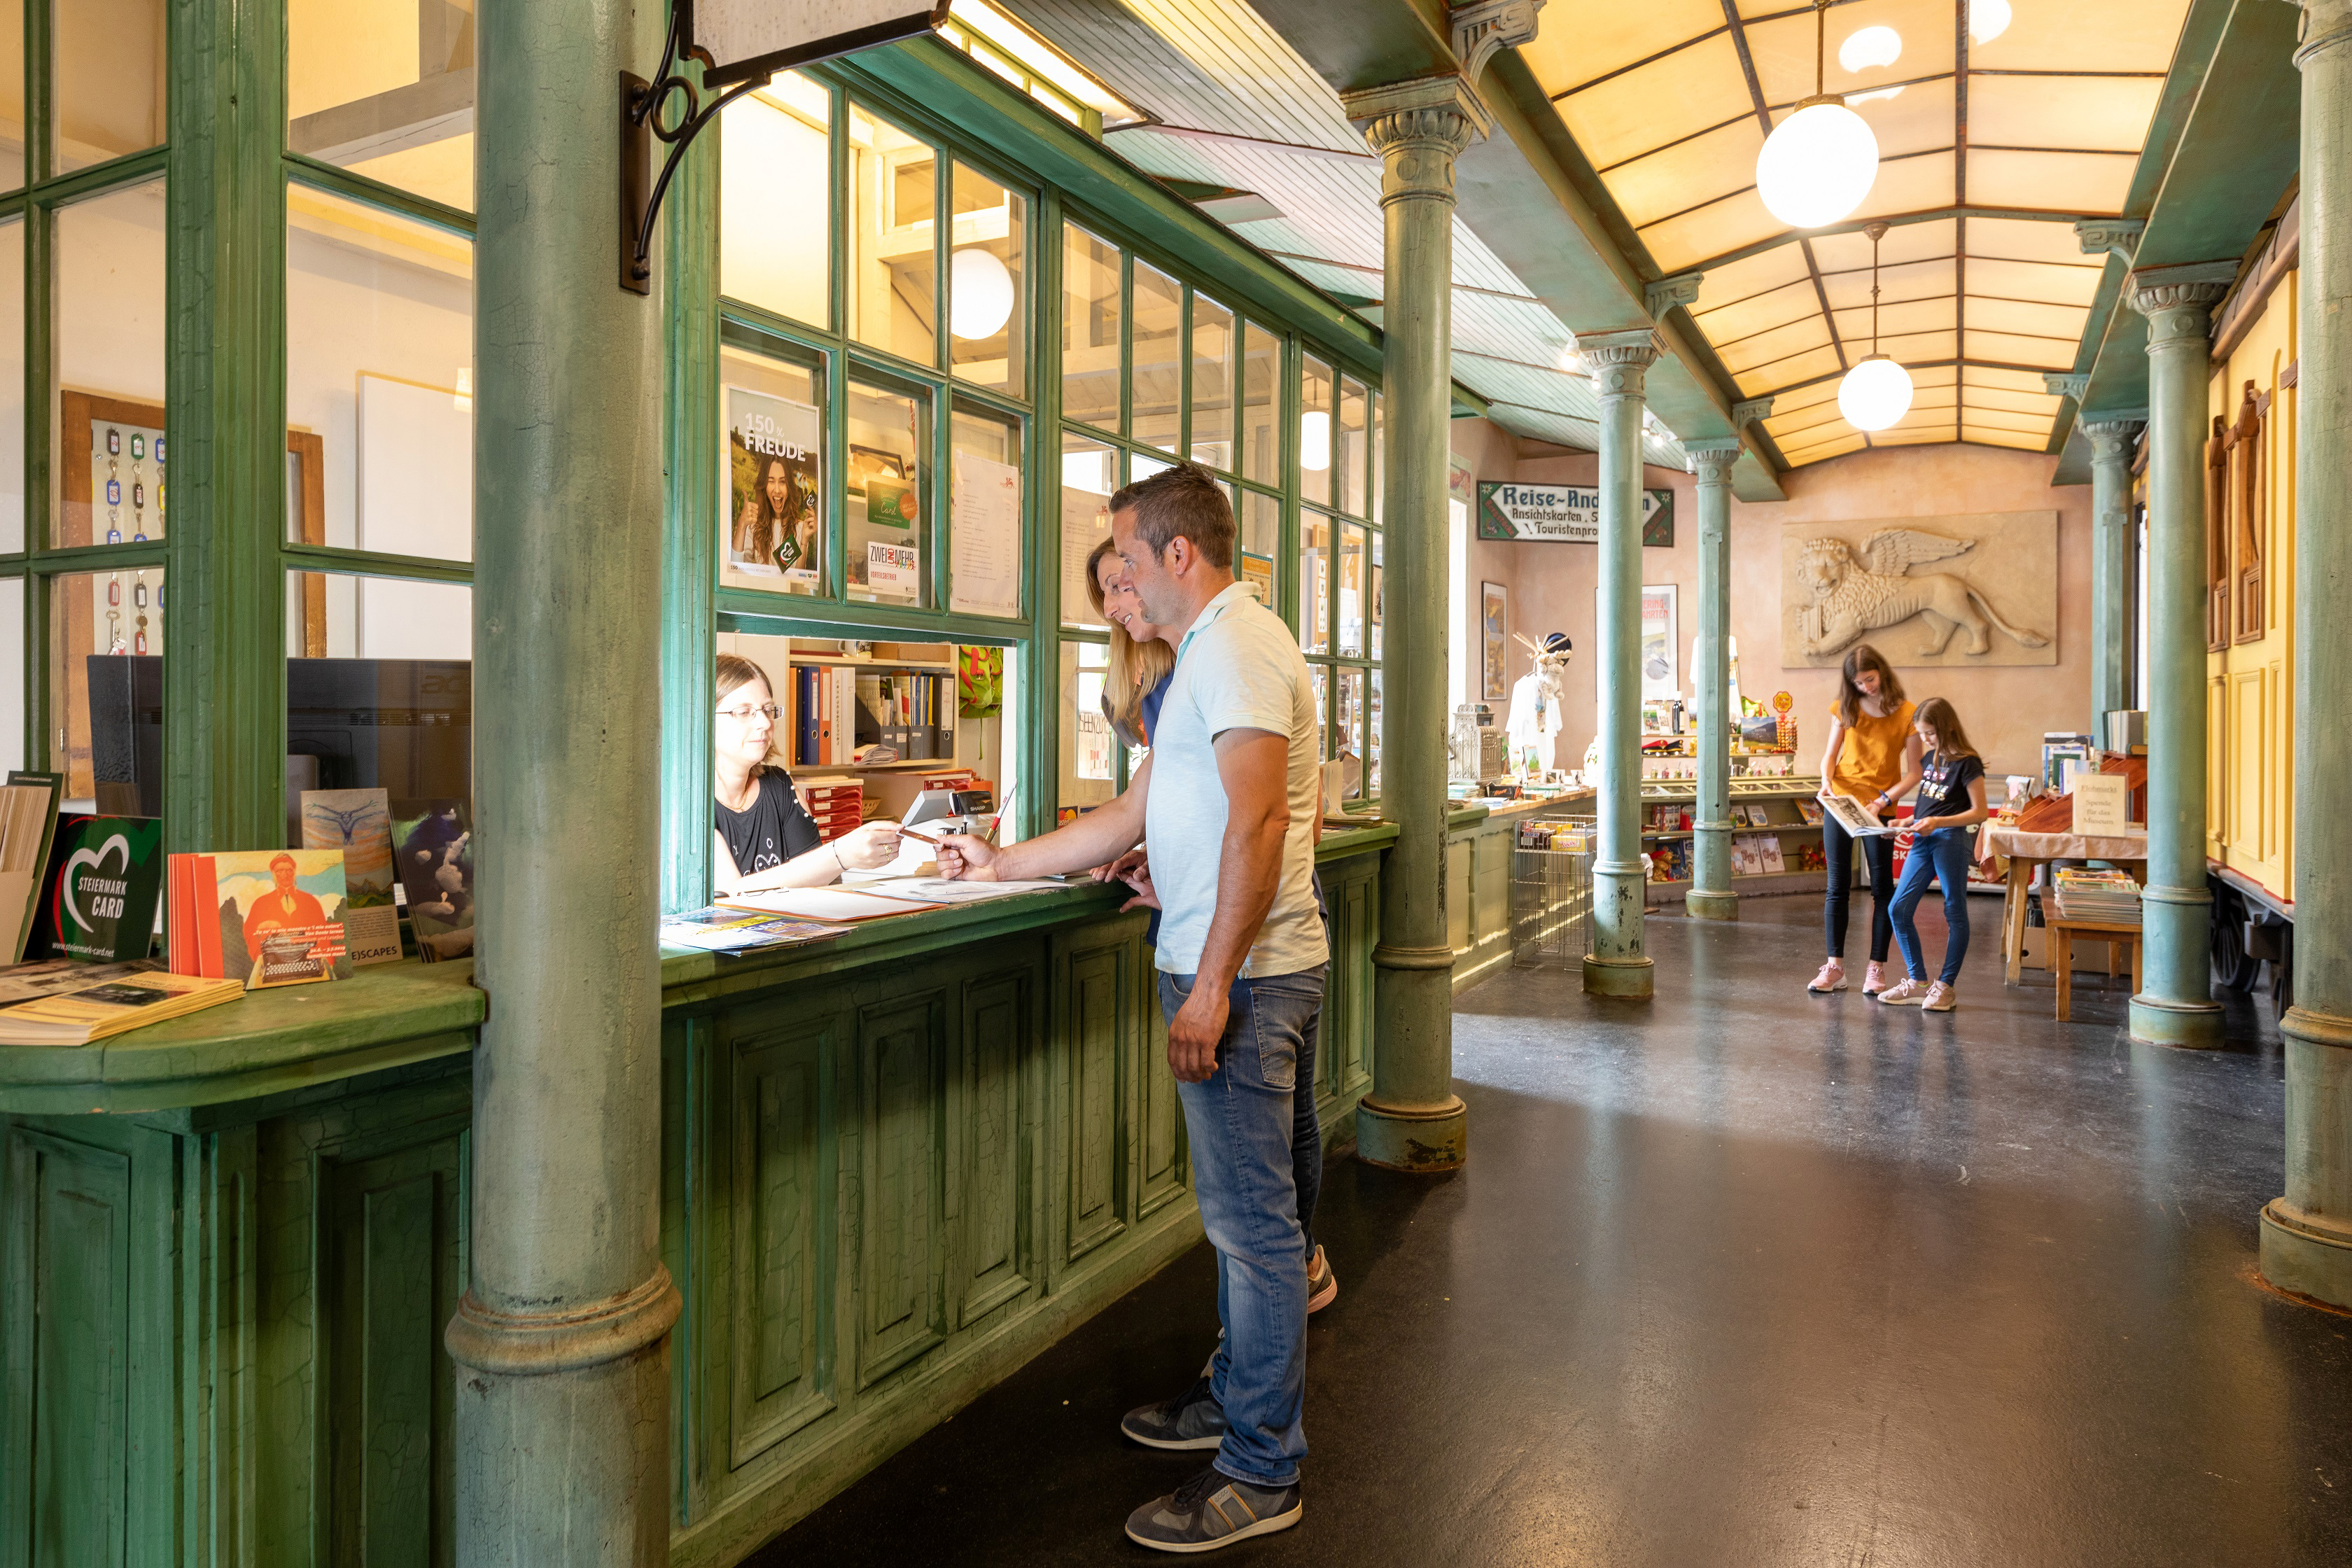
[1512,816,1595,969]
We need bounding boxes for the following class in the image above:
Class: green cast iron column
[2262,0,2352,1308]
[2124,262,2235,1049]
[1340,76,1491,1172]
[1685,439,1742,921]
[164,0,286,853]
[443,0,680,1560]
[2082,415,2146,740]
[1583,329,1664,996]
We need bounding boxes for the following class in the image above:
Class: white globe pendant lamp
[949,246,1016,340]
[1756,0,1880,230]
[1838,223,1914,432]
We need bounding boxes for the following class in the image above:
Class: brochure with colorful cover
[391,799,474,962]
[170,850,354,988]
[300,788,402,965]
[0,967,243,1046]
[657,909,849,954]
[23,813,165,963]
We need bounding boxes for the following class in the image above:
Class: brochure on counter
[0,960,242,1046]
[659,908,849,954]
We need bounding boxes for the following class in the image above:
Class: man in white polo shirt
[934,463,1324,1553]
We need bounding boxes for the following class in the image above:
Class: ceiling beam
[1238,0,1785,500]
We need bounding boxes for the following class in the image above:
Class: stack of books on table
[2049,867,2142,924]
[796,780,863,843]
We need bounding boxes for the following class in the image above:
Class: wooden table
[1977,825,2150,986]
[2046,916,2145,1021]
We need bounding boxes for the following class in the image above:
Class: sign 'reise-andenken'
[1477,481,1672,545]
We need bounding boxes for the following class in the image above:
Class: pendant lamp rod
[1867,220,1886,354]
[1816,0,1827,99]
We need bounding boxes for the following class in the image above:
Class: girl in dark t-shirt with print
[1878,697,1992,1012]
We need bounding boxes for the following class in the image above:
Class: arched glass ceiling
[1523,0,2194,465]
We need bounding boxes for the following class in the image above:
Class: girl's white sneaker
[1876,977,1928,1007]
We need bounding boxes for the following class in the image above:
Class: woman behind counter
[712,653,902,895]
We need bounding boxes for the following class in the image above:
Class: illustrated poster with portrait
[724,386,823,594]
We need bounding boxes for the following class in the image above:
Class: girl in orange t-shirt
[1809,644,1922,996]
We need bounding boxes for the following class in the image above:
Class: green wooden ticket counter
[0,829,1390,1567]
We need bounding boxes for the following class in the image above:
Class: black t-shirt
[715,770,821,878]
[1915,749,1984,826]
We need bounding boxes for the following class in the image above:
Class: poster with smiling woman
[724,385,823,595]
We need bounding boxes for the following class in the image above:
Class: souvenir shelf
[1636,773,1827,902]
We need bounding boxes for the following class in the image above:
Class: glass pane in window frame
[1338,376,1368,517]
[844,372,931,608]
[848,104,939,368]
[1239,489,1279,612]
[1299,354,1334,507]
[288,0,477,209]
[1061,223,1123,431]
[1338,521,1366,658]
[1059,429,1115,629]
[719,74,834,331]
[1129,261,1182,454]
[948,402,1023,618]
[948,162,1027,394]
[1241,321,1280,486]
[59,181,167,551]
[721,340,829,597]
[52,568,165,813]
[1189,293,1236,472]
[1298,509,1331,655]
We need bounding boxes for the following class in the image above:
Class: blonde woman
[711,653,901,895]
[1086,535,1176,745]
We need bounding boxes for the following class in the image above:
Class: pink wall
[1448,421,2094,782]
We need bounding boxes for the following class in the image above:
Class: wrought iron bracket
[620,8,763,295]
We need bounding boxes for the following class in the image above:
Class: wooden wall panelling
[2206,413,2230,651]
[3,1124,132,1568]
[246,1065,470,1568]
[185,1123,259,1568]
[1054,920,1131,1269]
[318,1119,467,1567]
[2230,669,2264,854]
[662,1014,709,1525]
[1332,858,1377,1099]
[951,967,1036,1329]
[2208,675,2230,846]
[854,990,948,1390]
[0,1115,186,1568]
[722,1007,841,1466]
[2232,382,2264,643]
[1135,941,1185,1223]
[2267,659,2286,868]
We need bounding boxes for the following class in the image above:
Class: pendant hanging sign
[1477,481,1672,545]
[685,0,953,87]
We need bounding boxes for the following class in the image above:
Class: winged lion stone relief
[1795,528,2051,659]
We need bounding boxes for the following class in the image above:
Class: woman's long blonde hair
[715,652,785,775]
[1086,536,1176,745]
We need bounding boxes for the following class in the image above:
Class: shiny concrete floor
[751,895,2351,1566]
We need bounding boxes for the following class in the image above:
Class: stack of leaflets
[0,959,242,1046]
[2049,867,2143,923]
[657,907,848,955]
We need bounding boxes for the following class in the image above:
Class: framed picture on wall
[1481,582,1508,700]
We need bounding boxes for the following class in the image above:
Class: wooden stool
[2046,917,2144,1021]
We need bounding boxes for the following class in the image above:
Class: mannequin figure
[1506,631,1572,775]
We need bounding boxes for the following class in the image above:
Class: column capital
[2080,412,2147,460]
[1579,328,1663,396]
[2076,217,2143,262]
[1450,0,1546,80]
[2127,259,2239,338]
[1343,73,1494,153]
[1684,438,1742,484]
[1644,270,1704,321]
[2286,0,2352,69]
[2042,372,2089,401]
[1731,396,1774,427]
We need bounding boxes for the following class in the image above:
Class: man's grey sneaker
[1306,1245,1338,1314]
[1125,1464,1303,1553]
[1120,1376,1227,1451]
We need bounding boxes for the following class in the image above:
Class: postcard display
[89,419,168,656]
[1634,774,1831,903]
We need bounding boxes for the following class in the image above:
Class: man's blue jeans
[1161,965,1326,1489]
[1889,827,1975,985]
